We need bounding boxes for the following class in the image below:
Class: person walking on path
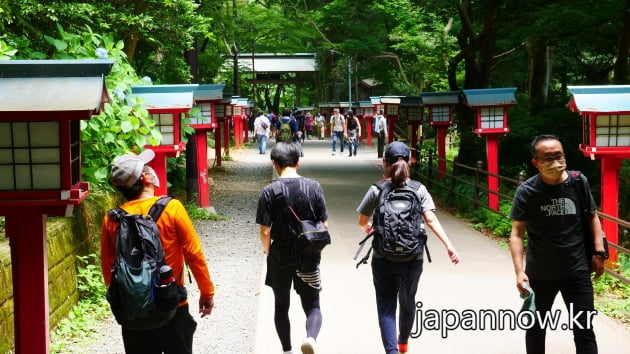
[101,149,215,354]
[315,112,325,140]
[329,108,346,155]
[276,108,304,157]
[254,110,271,154]
[256,142,329,354]
[345,109,361,157]
[374,110,388,158]
[509,134,604,354]
[305,112,314,140]
[356,142,459,354]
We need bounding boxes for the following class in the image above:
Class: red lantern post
[191,84,225,209]
[213,96,232,167]
[0,59,113,353]
[358,101,375,146]
[464,88,517,211]
[130,85,196,196]
[400,96,424,159]
[381,96,401,144]
[423,91,459,179]
[568,85,630,261]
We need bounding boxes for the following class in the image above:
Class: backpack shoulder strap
[568,171,588,213]
[406,179,422,191]
[148,196,174,221]
[108,207,127,223]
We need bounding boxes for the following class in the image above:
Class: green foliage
[592,253,630,327]
[50,254,111,354]
[471,202,513,238]
[185,199,228,221]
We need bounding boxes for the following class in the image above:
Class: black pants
[377,131,386,158]
[121,304,197,354]
[526,271,598,354]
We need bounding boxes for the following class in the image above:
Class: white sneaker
[300,337,316,354]
[283,351,293,354]
[331,152,336,156]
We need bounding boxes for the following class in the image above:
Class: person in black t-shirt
[509,134,605,354]
[256,142,328,354]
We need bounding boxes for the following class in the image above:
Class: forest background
[2,0,629,236]
[1,0,629,239]
[0,0,629,343]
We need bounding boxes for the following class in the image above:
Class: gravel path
[62,144,271,353]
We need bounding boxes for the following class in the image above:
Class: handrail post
[474,161,482,210]
[448,156,457,204]
[427,149,434,189]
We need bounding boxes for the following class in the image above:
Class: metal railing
[413,147,629,284]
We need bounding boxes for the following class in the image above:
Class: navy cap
[384,142,410,164]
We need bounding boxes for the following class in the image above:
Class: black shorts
[265,255,321,296]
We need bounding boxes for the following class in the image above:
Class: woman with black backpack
[355,142,460,354]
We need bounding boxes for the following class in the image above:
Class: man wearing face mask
[509,135,604,354]
[101,149,215,353]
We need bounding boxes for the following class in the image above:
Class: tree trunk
[614,0,630,84]
[185,37,200,84]
[526,36,550,113]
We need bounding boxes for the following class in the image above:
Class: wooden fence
[413,148,630,284]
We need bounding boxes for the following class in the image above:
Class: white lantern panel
[594,114,630,147]
[385,104,399,116]
[0,166,13,189]
[13,148,30,164]
[407,107,423,121]
[32,164,61,189]
[225,106,232,116]
[12,123,29,147]
[32,148,60,163]
[431,105,451,122]
[0,123,12,147]
[364,107,374,115]
[14,165,32,190]
[480,107,504,129]
[161,133,175,145]
[233,106,242,115]
[215,105,225,118]
[30,122,60,147]
[0,150,12,164]
[155,113,174,125]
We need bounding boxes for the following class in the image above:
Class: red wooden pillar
[600,156,620,260]
[365,117,374,147]
[223,118,231,157]
[214,119,223,167]
[486,136,500,211]
[7,212,49,354]
[387,117,397,144]
[149,151,169,196]
[194,131,210,207]
[436,128,448,179]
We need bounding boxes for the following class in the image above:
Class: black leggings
[273,288,322,352]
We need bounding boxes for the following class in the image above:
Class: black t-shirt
[510,173,596,279]
[256,177,328,263]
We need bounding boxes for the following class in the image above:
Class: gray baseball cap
[110,149,155,188]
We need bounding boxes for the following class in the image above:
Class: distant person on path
[509,134,604,354]
[256,142,329,354]
[374,110,388,158]
[329,108,346,155]
[101,149,215,354]
[345,109,361,157]
[305,112,314,140]
[268,111,277,139]
[315,112,325,140]
[276,108,303,157]
[356,142,459,354]
[254,110,271,154]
